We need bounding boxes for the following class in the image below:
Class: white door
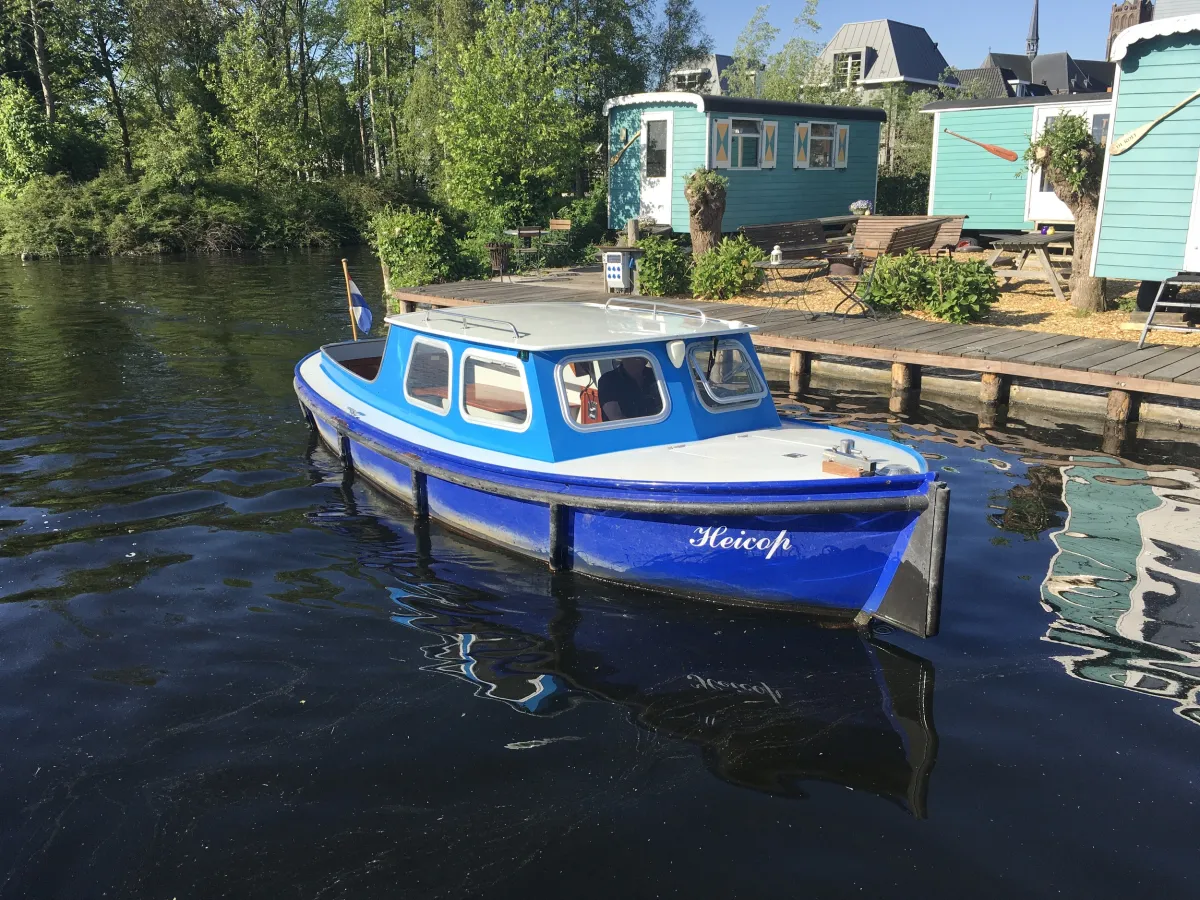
[1026,106,1112,224]
[639,112,673,226]
[1185,147,1200,271]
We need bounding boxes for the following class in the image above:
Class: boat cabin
[317,301,779,463]
[604,92,886,233]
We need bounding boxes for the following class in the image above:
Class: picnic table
[983,232,1072,303]
[752,258,829,318]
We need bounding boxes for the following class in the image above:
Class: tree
[437,0,598,224]
[684,167,726,257]
[0,76,55,186]
[1025,113,1107,312]
[648,0,711,91]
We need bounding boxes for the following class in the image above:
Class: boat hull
[297,376,947,636]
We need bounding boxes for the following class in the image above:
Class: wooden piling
[1105,389,1139,424]
[788,351,811,394]
[891,363,920,392]
[979,373,1011,406]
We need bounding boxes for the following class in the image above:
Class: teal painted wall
[1094,32,1200,281]
[718,116,880,231]
[608,101,880,232]
[930,106,1033,231]
[607,101,706,231]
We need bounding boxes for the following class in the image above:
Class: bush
[371,206,459,287]
[690,234,765,300]
[636,234,692,296]
[876,171,930,215]
[866,250,999,323]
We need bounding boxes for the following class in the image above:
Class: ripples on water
[1,252,1198,898]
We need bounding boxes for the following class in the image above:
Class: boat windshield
[688,339,767,410]
[559,353,667,428]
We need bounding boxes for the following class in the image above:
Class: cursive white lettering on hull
[688,526,792,559]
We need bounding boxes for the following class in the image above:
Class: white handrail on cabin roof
[603,297,708,324]
[424,309,523,339]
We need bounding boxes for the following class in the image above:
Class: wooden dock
[389,280,1200,425]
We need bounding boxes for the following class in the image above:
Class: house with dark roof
[664,54,734,95]
[980,51,1114,95]
[818,20,957,93]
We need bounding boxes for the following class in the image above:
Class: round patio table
[752,258,830,319]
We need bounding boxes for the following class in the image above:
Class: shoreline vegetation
[1,1,945,263]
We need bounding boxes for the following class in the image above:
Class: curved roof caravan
[923,93,1114,231]
[1092,15,1200,281]
[295,300,949,637]
[603,92,886,233]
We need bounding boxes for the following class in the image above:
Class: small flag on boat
[348,278,372,334]
[340,258,371,340]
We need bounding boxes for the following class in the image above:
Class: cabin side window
[809,122,836,169]
[688,340,767,411]
[404,338,452,415]
[460,350,531,431]
[557,353,669,430]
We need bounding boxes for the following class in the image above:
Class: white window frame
[687,339,768,412]
[458,348,534,433]
[554,351,671,433]
[808,121,837,171]
[729,117,764,170]
[833,49,865,89]
[403,336,453,416]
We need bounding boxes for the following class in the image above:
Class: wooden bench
[857,215,965,255]
[849,217,946,258]
[738,219,831,260]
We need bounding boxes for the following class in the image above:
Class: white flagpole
[341,258,359,341]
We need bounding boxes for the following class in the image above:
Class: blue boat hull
[296,375,947,636]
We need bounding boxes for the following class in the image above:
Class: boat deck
[389,280,1200,420]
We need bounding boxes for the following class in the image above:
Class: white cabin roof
[1110,14,1200,62]
[383,301,755,351]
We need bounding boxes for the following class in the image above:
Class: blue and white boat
[295,300,949,637]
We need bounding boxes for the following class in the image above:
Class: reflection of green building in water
[1042,457,1200,725]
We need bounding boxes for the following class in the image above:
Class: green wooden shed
[1092,15,1200,281]
[924,93,1113,232]
[603,93,885,233]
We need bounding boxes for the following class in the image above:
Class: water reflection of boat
[1042,456,1200,724]
[384,530,938,816]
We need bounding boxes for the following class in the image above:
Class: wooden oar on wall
[1111,88,1200,155]
[942,129,1020,162]
[609,130,641,168]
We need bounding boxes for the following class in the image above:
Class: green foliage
[876,172,931,215]
[0,171,398,257]
[371,206,459,287]
[437,0,600,225]
[866,251,999,324]
[0,78,56,187]
[1117,293,1138,313]
[690,234,765,300]
[684,166,728,198]
[1024,113,1104,202]
[637,235,692,296]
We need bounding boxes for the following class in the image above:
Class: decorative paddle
[608,130,642,169]
[1111,88,1200,155]
[942,129,1019,162]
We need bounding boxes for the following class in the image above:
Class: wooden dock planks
[389,282,1200,405]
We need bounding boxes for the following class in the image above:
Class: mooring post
[1105,388,1139,425]
[401,300,416,314]
[1102,421,1129,457]
[788,351,811,394]
[889,363,921,414]
[626,218,639,246]
[979,373,1011,406]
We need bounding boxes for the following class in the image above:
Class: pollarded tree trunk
[686,173,726,258]
[1056,190,1107,312]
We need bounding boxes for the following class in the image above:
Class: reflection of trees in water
[989,465,1067,540]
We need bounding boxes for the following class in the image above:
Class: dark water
[3,251,1200,898]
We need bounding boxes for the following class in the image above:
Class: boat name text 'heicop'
[689,527,792,559]
[687,674,783,704]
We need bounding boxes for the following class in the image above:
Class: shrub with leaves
[866,250,998,323]
[371,206,459,289]
[636,235,692,296]
[690,234,765,299]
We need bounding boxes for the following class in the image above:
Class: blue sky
[692,0,1113,67]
